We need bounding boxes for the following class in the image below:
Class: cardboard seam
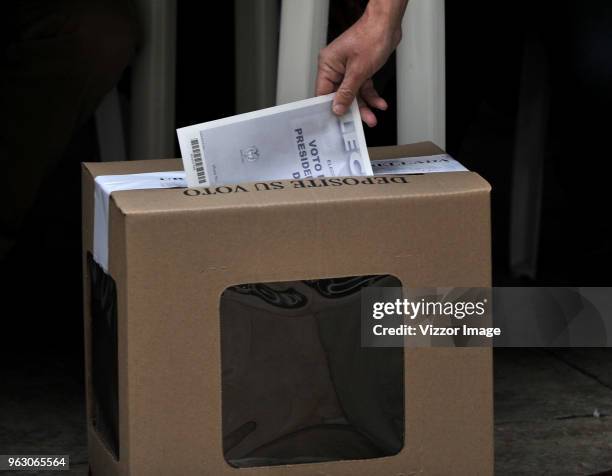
[111,186,489,218]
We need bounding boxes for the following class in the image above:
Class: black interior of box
[88,253,120,460]
[220,275,405,468]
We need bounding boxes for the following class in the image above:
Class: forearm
[363,0,408,34]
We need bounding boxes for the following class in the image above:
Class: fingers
[315,62,339,96]
[358,98,378,128]
[316,49,343,96]
[360,79,388,111]
[332,62,367,116]
[316,49,386,127]
[315,76,337,97]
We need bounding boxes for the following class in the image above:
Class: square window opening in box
[220,275,404,468]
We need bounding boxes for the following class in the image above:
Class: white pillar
[396,0,446,148]
[130,0,177,160]
[95,89,127,162]
[276,0,330,105]
[235,0,280,113]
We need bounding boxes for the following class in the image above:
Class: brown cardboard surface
[82,142,493,475]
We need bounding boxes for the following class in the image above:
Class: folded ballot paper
[177,94,372,188]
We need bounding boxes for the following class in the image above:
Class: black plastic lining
[221,275,404,468]
[87,252,120,459]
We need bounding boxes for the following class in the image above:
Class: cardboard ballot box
[82,142,493,476]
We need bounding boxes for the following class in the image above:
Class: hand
[316,1,406,127]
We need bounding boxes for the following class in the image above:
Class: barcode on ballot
[190,138,207,184]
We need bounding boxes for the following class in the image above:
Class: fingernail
[333,104,345,115]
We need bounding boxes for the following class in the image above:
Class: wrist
[364,0,406,32]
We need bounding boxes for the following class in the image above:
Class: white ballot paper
[177,93,372,187]
[371,154,468,175]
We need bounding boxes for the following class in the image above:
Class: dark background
[3,0,612,368]
[1,2,611,473]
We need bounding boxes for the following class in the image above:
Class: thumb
[332,65,367,116]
